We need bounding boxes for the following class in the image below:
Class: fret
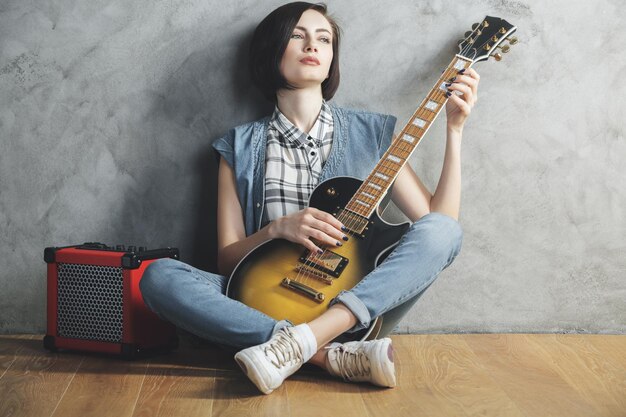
[390,147,411,159]
[386,154,403,164]
[411,117,427,128]
[454,60,466,70]
[401,133,416,144]
[405,125,423,137]
[368,176,386,188]
[382,158,401,170]
[366,182,382,191]
[374,172,390,181]
[379,162,398,174]
[424,100,439,111]
[342,207,364,220]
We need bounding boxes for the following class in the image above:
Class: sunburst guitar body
[226,177,410,342]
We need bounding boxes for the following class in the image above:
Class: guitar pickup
[299,249,348,278]
[294,265,334,285]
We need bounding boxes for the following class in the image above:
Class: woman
[140,2,479,395]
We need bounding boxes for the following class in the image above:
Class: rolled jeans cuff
[271,319,294,337]
[328,290,371,333]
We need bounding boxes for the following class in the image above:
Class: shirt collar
[270,99,333,147]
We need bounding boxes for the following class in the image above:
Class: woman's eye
[290,33,330,43]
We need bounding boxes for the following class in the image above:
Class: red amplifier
[43,242,180,359]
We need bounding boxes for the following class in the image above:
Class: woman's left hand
[445,68,480,133]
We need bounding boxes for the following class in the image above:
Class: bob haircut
[249,2,341,103]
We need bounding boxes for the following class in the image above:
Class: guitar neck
[343,55,473,219]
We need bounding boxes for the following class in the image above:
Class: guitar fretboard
[342,55,473,221]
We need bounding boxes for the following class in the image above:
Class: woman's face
[279,9,334,89]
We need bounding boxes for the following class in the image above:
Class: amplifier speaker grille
[57,263,124,343]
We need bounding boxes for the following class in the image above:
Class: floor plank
[531,334,626,417]
[286,369,368,417]
[463,334,604,417]
[0,334,34,381]
[399,334,526,417]
[131,346,219,417]
[0,335,83,417]
[210,369,290,417]
[50,354,148,417]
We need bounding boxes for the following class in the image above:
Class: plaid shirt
[263,100,334,222]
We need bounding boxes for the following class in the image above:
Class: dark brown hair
[249,2,341,103]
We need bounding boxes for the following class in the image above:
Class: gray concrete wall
[1,0,624,334]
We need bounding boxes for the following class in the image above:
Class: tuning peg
[471,22,479,30]
[497,44,511,53]
[457,39,465,45]
[464,31,472,38]
[508,36,518,45]
[493,53,502,61]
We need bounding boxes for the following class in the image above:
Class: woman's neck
[275,87,324,134]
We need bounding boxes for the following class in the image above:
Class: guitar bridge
[281,278,325,303]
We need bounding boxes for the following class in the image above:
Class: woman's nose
[304,43,318,52]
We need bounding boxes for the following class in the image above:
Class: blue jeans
[139,212,462,350]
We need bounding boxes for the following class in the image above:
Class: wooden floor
[0,334,625,417]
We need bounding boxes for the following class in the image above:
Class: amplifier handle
[122,248,180,269]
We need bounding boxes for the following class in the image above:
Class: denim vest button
[256,203,261,208]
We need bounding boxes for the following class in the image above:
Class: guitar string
[289,207,361,291]
[460,21,508,61]
[288,23,491,292]
[292,55,462,290]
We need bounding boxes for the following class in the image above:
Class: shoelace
[334,345,371,381]
[264,328,304,369]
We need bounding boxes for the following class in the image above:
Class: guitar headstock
[457,16,517,63]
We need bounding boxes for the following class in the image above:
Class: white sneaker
[234,326,315,394]
[325,337,396,387]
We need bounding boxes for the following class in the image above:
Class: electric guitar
[226,16,518,342]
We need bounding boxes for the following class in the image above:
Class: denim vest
[212,104,397,237]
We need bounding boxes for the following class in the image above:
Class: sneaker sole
[372,338,396,388]
[234,350,274,395]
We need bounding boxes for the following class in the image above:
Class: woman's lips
[300,57,320,65]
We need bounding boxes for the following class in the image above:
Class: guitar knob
[493,53,502,61]
[508,36,518,45]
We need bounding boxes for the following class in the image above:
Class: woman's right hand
[268,207,349,254]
